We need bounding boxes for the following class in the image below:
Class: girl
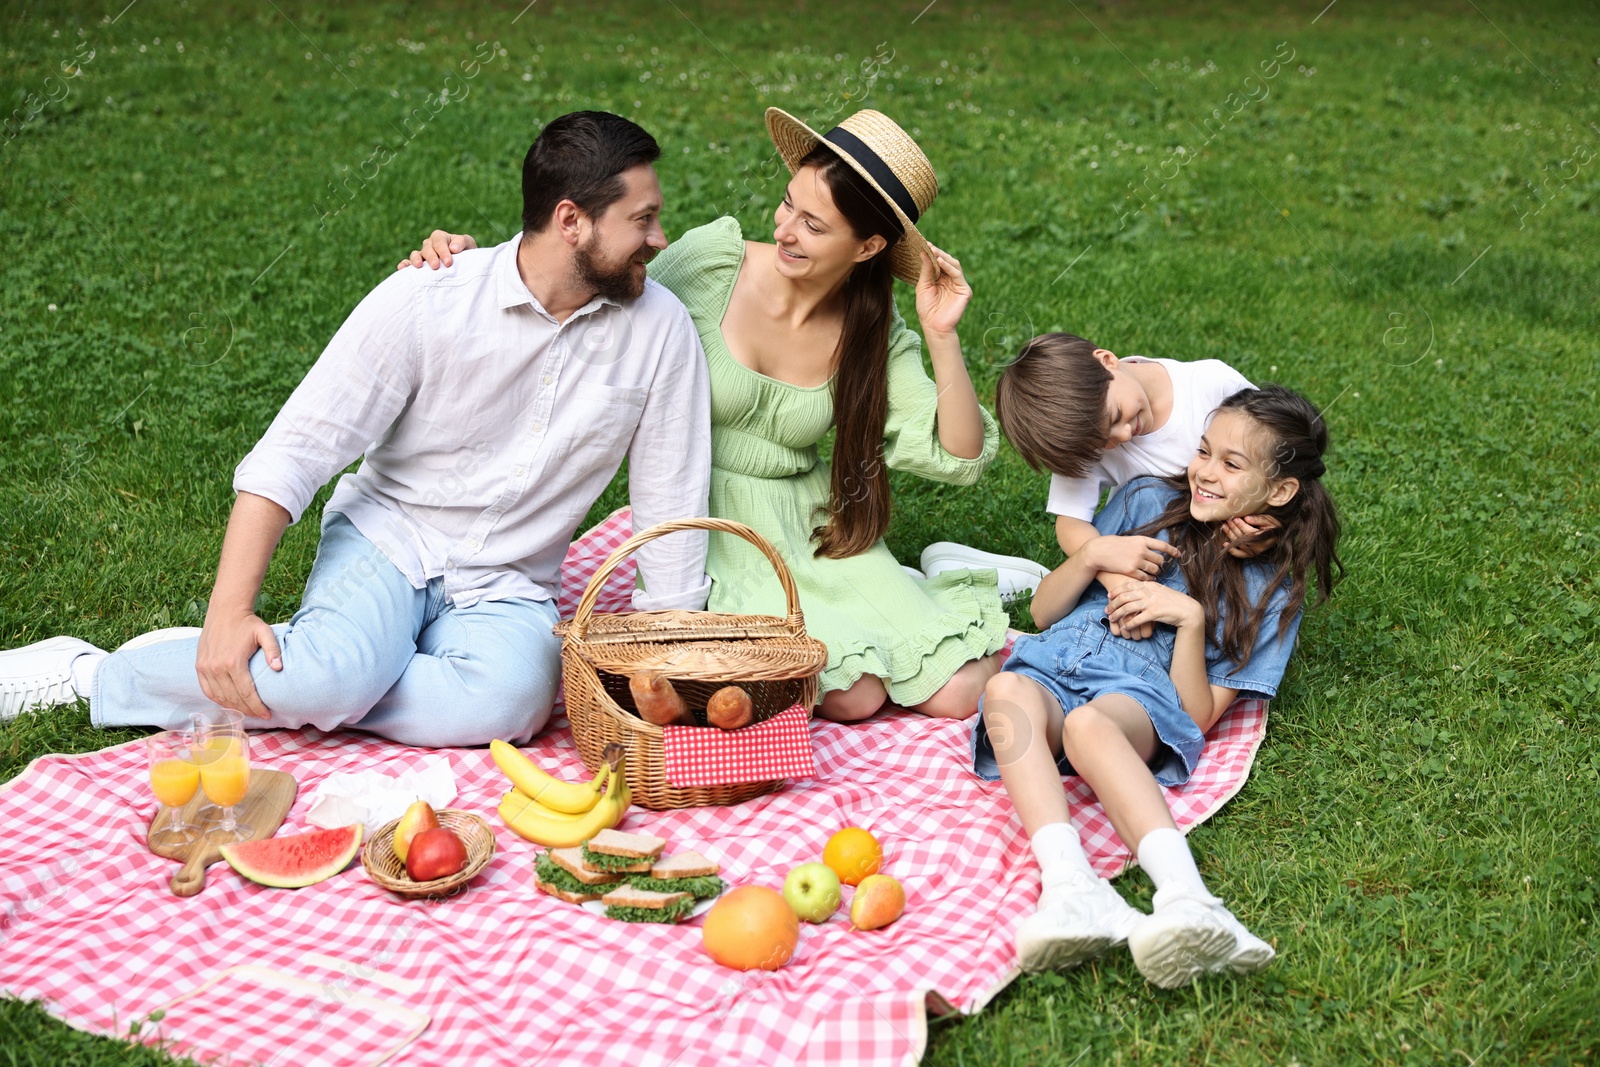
[401,109,1008,723]
[972,385,1341,988]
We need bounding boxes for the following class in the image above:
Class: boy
[922,334,1272,625]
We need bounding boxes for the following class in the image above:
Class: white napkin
[305,757,458,833]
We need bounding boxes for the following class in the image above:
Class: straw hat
[765,107,939,284]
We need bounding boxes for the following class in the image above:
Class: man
[0,111,711,747]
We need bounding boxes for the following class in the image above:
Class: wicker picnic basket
[556,517,829,810]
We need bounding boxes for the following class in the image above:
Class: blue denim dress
[972,477,1302,788]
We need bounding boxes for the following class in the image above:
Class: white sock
[1137,827,1213,905]
[1031,822,1096,884]
[69,651,107,697]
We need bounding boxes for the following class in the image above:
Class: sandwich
[627,850,725,900]
[534,847,624,904]
[600,885,696,924]
[581,828,667,874]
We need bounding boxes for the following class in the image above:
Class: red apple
[405,826,467,882]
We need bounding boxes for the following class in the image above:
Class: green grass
[3,0,1598,1063]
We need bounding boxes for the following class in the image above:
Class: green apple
[782,862,842,923]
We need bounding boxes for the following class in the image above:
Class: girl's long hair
[1134,385,1343,669]
[797,145,903,559]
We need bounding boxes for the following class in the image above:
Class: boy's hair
[1134,385,1343,670]
[521,111,661,234]
[994,333,1114,480]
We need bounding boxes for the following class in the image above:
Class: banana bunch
[491,740,631,847]
[489,739,612,813]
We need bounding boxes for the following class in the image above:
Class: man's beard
[574,235,649,303]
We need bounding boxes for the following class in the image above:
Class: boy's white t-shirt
[1046,356,1255,521]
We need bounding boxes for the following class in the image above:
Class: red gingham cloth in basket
[0,506,1271,1067]
[662,705,816,787]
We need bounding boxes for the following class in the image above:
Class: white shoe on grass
[1015,870,1144,973]
[115,626,203,653]
[1127,895,1241,989]
[920,542,1050,603]
[901,565,926,580]
[1211,903,1276,974]
[0,636,105,719]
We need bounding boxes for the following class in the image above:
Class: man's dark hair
[521,111,661,234]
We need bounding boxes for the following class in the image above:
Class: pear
[392,799,440,863]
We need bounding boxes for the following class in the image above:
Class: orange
[702,886,799,971]
[822,827,882,887]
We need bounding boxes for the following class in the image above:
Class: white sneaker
[0,636,105,719]
[1014,871,1144,973]
[1211,903,1276,974]
[1127,895,1240,989]
[115,626,203,653]
[920,542,1051,603]
[901,565,926,580]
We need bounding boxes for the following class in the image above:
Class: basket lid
[557,609,801,645]
[568,626,828,681]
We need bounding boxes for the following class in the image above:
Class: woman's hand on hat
[397,230,477,271]
[915,243,972,337]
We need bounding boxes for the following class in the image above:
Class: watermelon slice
[220,824,364,889]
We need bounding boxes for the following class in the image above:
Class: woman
[403,108,1006,722]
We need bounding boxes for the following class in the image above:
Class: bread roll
[706,686,754,731]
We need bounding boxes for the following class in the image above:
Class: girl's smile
[1186,408,1298,522]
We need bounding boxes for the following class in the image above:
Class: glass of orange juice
[146,731,201,849]
[190,707,244,823]
[195,721,252,844]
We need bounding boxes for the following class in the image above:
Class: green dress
[648,218,1008,704]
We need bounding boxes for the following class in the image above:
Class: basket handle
[569,518,805,641]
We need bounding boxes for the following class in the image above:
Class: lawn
[3,0,1598,1063]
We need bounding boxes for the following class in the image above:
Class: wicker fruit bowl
[556,518,828,811]
[362,809,496,899]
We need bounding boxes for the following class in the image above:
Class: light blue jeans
[92,513,562,747]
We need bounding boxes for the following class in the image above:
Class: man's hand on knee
[197,612,283,720]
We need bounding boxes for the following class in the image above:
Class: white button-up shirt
[233,233,712,610]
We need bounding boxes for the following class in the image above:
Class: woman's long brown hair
[798,145,905,559]
[1133,385,1343,670]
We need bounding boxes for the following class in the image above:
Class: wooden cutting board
[147,769,298,897]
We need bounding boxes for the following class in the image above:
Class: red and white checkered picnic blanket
[0,507,1270,1067]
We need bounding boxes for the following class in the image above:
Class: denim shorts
[971,619,1205,788]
